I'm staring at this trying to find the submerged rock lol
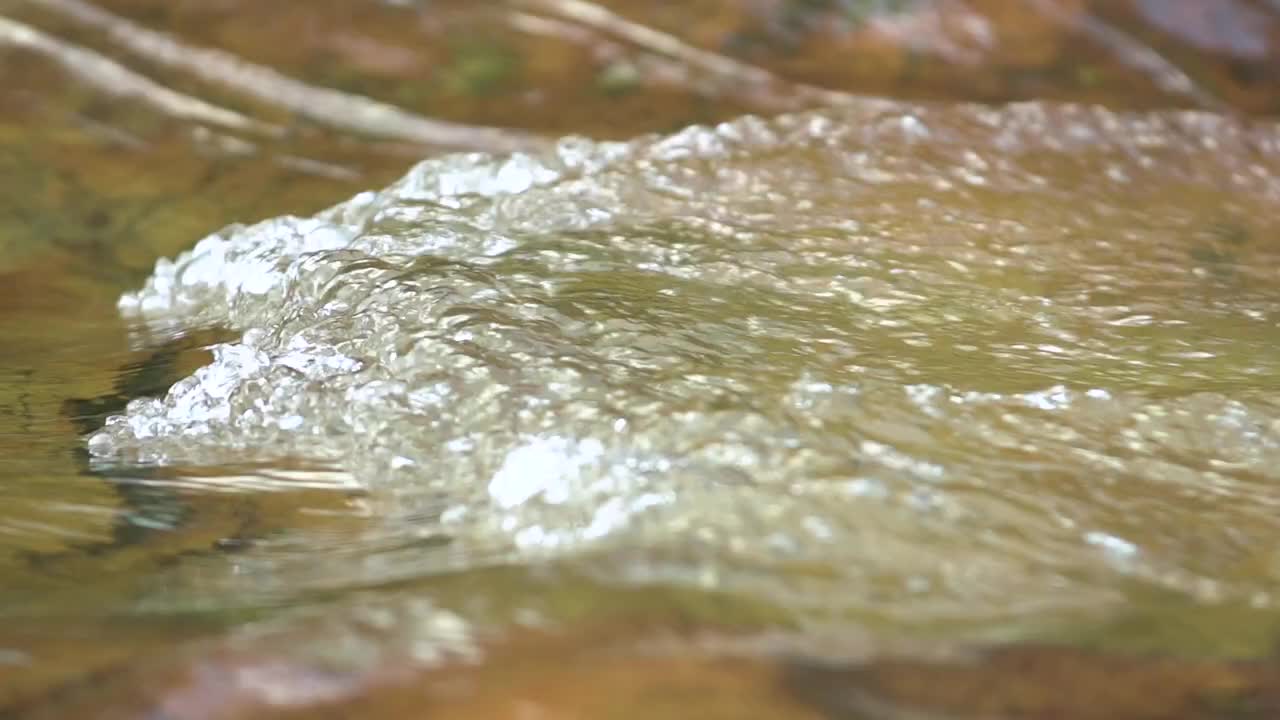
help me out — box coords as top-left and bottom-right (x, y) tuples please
(20, 605), (1280, 720)
(88, 99), (1280, 630)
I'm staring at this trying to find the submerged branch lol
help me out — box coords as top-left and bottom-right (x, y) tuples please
(512, 0), (867, 110)
(26, 0), (551, 153)
(1023, 0), (1223, 111)
(0, 15), (273, 134)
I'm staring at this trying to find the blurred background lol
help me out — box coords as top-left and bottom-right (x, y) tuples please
(3, 0), (1279, 283)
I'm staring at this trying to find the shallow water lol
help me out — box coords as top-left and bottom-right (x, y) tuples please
(59, 99), (1280, 719)
(81, 98), (1280, 627)
(5, 1), (1280, 717)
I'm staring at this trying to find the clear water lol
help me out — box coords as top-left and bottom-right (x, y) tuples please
(7, 1), (1280, 711)
(85, 100), (1280, 642)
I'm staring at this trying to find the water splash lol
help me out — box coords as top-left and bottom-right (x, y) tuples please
(89, 100), (1280, 624)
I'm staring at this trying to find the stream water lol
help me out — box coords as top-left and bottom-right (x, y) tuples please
(4, 2), (1280, 718)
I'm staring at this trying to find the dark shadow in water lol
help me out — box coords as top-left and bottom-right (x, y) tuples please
(52, 329), (247, 557)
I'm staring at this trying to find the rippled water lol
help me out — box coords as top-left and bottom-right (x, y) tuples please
(85, 99), (1280, 639)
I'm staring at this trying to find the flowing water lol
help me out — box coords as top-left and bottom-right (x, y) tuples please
(4, 2), (1280, 718)
(84, 101), (1280, 627)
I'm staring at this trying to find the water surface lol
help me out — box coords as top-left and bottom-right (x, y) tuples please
(4, 1), (1280, 717)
